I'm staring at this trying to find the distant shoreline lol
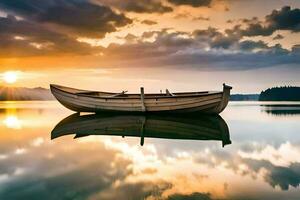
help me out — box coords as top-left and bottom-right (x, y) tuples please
(1, 86), (299, 101)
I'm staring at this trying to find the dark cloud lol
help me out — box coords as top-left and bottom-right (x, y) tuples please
(124, 0), (173, 13)
(141, 19), (158, 25)
(241, 17), (259, 24)
(229, 6), (300, 38)
(1, 13), (299, 71)
(193, 27), (239, 49)
(239, 23), (274, 37)
(292, 44), (300, 54)
(101, 29), (300, 70)
(0, 2), (298, 71)
(98, 0), (173, 13)
(266, 6), (300, 32)
(273, 34), (284, 40)
(105, 30), (195, 60)
(0, 15), (101, 57)
(167, 192), (213, 200)
(238, 40), (268, 51)
(158, 49), (299, 70)
(210, 34), (238, 49)
(122, 33), (139, 43)
(174, 13), (191, 19)
(174, 13), (210, 21)
(168, 0), (212, 7)
(0, 0), (132, 37)
(193, 16), (210, 21)
(193, 27), (221, 38)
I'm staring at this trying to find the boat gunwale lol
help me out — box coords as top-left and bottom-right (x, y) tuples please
(53, 92), (222, 108)
(53, 94), (221, 112)
(50, 84), (223, 100)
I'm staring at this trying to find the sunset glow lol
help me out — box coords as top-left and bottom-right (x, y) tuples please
(0, 1), (298, 92)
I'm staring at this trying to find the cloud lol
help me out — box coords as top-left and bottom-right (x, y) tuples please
(193, 27), (238, 49)
(238, 23), (274, 37)
(273, 34), (284, 40)
(192, 143), (300, 192)
(104, 30), (195, 60)
(229, 6), (300, 37)
(94, 181), (171, 200)
(0, 135), (138, 200)
(244, 159), (300, 190)
(1, 13), (299, 71)
(0, 15), (101, 57)
(238, 40), (268, 51)
(174, 12), (210, 21)
(124, 0), (173, 13)
(0, 2), (299, 72)
(168, 0), (212, 7)
(0, 0), (132, 37)
(141, 19), (158, 25)
(98, 0), (173, 13)
(100, 29), (300, 70)
(267, 163), (300, 190)
(121, 33), (140, 43)
(167, 192), (213, 200)
(292, 44), (300, 54)
(193, 16), (210, 21)
(266, 6), (300, 32)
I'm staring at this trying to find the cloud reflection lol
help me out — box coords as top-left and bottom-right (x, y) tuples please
(0, 102), (300, 199)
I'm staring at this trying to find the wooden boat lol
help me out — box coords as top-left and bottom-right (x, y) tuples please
(50, 84), (232, 114)
(51, 113), (231, 147)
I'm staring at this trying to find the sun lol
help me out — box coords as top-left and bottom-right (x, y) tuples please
(3, 71), (18, 84)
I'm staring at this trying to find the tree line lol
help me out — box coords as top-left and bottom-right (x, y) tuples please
(259, 86), (300, 101)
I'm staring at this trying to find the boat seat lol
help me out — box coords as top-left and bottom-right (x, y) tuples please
(166, 89), (175, 96)
(105, 91), (128, 98)
(75, 91), (98, 95)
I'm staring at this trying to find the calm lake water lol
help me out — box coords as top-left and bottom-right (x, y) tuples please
(0, 101), (300, 200)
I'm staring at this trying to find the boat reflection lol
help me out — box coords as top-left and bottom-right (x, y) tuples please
(51, 113), (231, 147)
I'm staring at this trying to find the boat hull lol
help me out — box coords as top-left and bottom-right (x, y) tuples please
(50, 84), (232, 114)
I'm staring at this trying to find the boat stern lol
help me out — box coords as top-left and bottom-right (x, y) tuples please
(220, 83), (232, 113)
(211, 83), (232, 114)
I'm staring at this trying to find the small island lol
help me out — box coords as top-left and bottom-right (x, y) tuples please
(259, 86), (300, 101)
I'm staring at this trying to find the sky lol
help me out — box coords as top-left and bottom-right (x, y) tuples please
(0, 0), (299, 93)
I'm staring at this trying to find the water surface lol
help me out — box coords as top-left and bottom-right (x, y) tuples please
(0, 101), (300, 200)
